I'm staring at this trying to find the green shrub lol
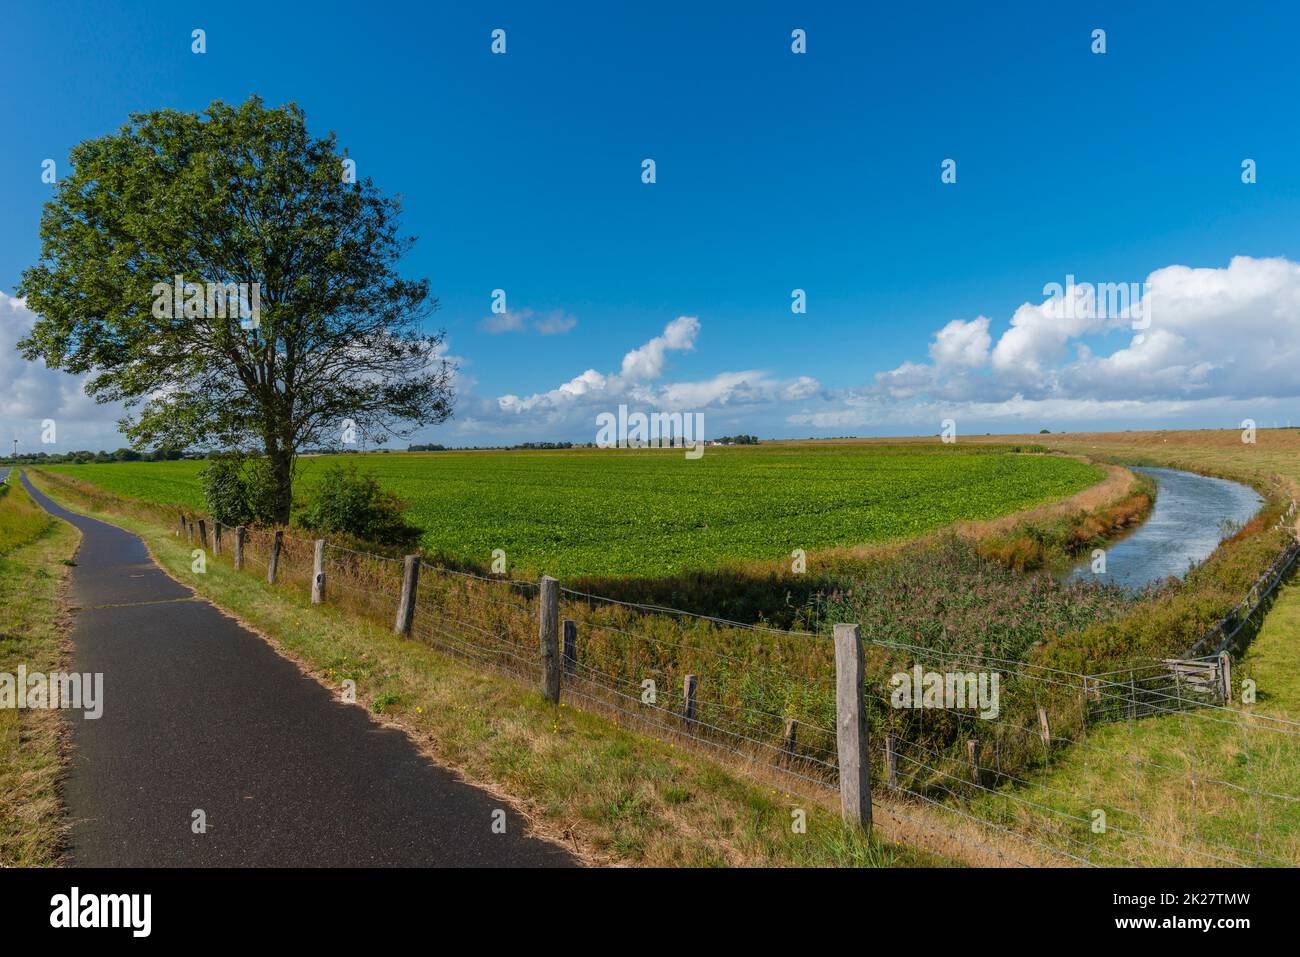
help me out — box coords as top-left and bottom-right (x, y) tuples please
(293, 465), (420, 549)
(197, 454), (278, 527)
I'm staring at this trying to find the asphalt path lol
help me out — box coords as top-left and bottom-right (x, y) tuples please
(21, 471), (574, 867)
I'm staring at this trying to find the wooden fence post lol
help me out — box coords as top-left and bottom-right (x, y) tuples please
(187, 521), (195, 544)
(234, 527), (246, 571)
(1219, 651), (1233, 704)
(833, 623), (871, 830)
(267, 530), (283, 585)
(178, 514), (187, 538)
(967, 739), (981, 787)
(885, 733), (898, 790)
(683, 674), (698, 727)
(562, 618), (577, 677)
(197, 519), (208, 550)
(782, 717), (798, 756)
(311, 540), (326, 605)
(1038, 706), (1051, 745)
(394, 555), (420, 636)
(539, 576), (560, 702)
(213, 522), (222, 556)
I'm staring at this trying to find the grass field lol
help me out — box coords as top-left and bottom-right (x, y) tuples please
(25, 469), (956, 868)
(0, 473), (79, 866)
(42, 444), (1104, 578)
(25, 431), (1300, 866)
(973, 575), (1300, 867)
(954, 429), (1300, 865)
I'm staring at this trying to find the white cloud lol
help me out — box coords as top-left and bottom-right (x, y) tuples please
(480, 307), (577, 336)
(658, 371), (769, 409)
(0, 290), (127, 449)
(497, 315), (697, 416)
(795, 255), (1300, 431)
(15, 253), (1294, 450)
(480, 309), (528, 334)
(533, 311), (577, 335)
(990, 291), (1110, 376)
(497, 367), (608, 415)
(492, 315), (818, 428)
(620, 315), (699, 381)
(781, 376), (822, 401)
(929, 316), (992, 368)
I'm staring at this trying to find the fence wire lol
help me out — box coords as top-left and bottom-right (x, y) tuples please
(101, 487), (1300, 868)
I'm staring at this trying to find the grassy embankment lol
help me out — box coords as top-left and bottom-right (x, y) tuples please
(970, 570), (1300, 867)
(25, 469), (975, 867)
(957, 430), (1300, 865)
(968, 464), (1156, 571)
(27, 455), (1149, 856)
(0, 473), (80, 866)
(31, 436), (1296, 865)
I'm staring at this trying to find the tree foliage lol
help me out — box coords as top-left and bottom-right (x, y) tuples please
(17, 96), (455, 522)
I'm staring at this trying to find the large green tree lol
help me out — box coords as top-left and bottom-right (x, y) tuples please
(18, 96), (454, 523)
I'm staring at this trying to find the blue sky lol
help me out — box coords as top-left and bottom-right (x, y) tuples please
(3, 0), (1300, 450)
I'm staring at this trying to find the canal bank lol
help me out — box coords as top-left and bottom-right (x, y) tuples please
(1066, 466), (1264, 591)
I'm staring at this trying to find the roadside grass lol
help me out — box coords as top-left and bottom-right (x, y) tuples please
(0, 474), (79, 866)
(0, 473), (59, 554)
(33, 449), (1265, 866)
(970, 577), (1300, 866)
(801, 433), (1300, 866)
(961, 431), (1300, 866)
(26, 471), (951, 868)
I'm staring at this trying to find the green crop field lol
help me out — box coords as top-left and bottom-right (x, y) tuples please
(40, 444), (1103, 578)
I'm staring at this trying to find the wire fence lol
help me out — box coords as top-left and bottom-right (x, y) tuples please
(1188, 532), (1300, 658)
(34, 469), (1300, 868)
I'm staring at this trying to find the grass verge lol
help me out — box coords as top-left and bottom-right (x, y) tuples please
(970, 575), (1300, 866)
(25, 469), (954, 868)
(0, 473), (79, 866)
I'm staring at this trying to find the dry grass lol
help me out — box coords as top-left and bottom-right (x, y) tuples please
(0, 476), (79, 866)
(976, 428), (1300, 520)
(28, 430), (1297, 868)
(15, 455), (1163, 868)
(954, 461), (1135, 539)
(27, 469), (976, 868)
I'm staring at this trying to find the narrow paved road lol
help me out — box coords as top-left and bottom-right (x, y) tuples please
(22, 472), (574, 867)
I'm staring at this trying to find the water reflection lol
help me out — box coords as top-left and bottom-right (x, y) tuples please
(1066, 467), (1262, 591)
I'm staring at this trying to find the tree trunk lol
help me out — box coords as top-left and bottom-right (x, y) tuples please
(265, 442), (295, 526)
